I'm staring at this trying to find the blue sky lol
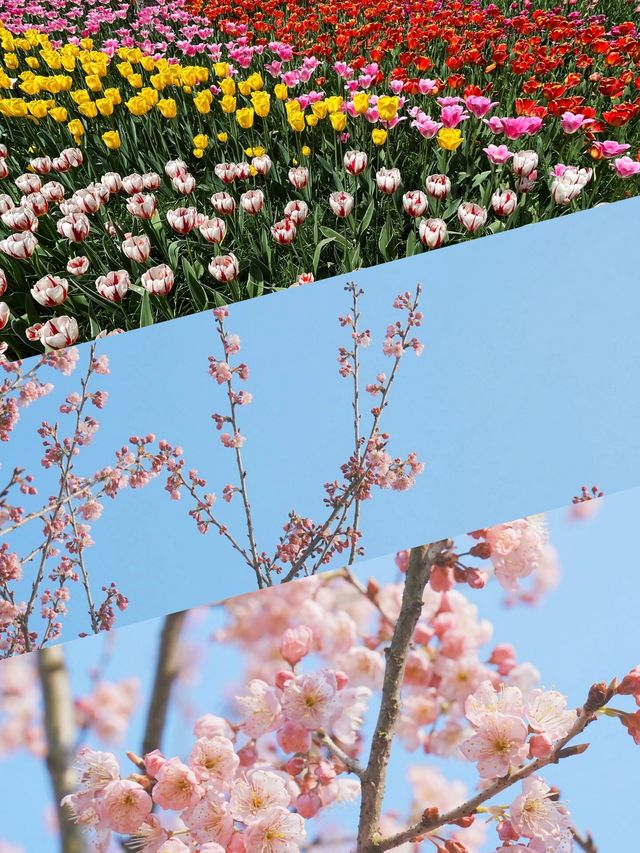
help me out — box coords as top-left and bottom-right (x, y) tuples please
(5, 196), (640, 641)
(1, 486), (639, 851)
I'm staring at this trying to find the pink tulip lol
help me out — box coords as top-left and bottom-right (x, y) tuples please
(0, 268), (6, 296)
(251, 155), (272, 175)
(1, 206), (38, 232)
(73, 186), (103, 214)
(284, 199), (308, 225)
(141, 264), (175, 296)
(142, 172), (161, 190)
(57, 148), (83, 170)
(15, 173), (42, 194)
(122, 174), (145, 195)
(96, 270), (131, 302)
(40, 181), (66, 203)
(240, 189), (265, 215)
(376, 167), (401, 195)
(215, 163), (237, 184)
(483, 144), (513, 165)
(57, 213), (90, 243)
(121, 234), (151, 263)
(271, 217), (297, 244)
(560, 111), (594, 134)
(465, 95), (499, 118)
(0, 302), (9, 330)
(0, 231), (38, 259)
(199, 217), (227, 244)
(329, 191), (354, 218)
(209, 253), (240, 283)
(22, 192), (48, 217)
(511, 150), (539, 178)
(418, 217), (447, 249)
(211, 192), (236, 216)
(67, 256), (90, 276)
(425, 173), (451, 200)
(127, 193), (158, 220)
(30, 156), (53, 174)
(37, 316), (79, 349)
(344, 150), (368, 175)
(591, 140), (630, 159)
(235, 162), (252, 180)
(166, 207), (199, 235)
(402, 190), (428, 218)
(165, 159), (188, 180)
(491, 189), (518, 217)
(31, 274), (69, 307)
(288, 166), (309, 190)
(172, 173), (196, 195)
(457, 202), (488, 232)
(0, 160), (9, 180)
(613, 156), (640, 178)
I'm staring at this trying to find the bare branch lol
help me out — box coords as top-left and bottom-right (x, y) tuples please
(356, 540), (452, 853)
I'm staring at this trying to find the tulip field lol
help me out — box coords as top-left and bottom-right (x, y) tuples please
(0, 0), (639, 356)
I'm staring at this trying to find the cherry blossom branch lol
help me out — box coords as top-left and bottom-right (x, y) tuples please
(368, 682), (616, 852)
(348, 282), (364, 566)
(141, 610), (187, 757)
(357, 540), (452, 853)
(572, 827), (598, 853)
(315, 730), (365, 780)
(37, 645), (85, 853)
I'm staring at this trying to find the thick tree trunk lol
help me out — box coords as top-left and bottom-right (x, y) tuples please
(38, 646), (86, 853)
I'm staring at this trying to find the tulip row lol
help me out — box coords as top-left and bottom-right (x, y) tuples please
(0, 0), (639, 356)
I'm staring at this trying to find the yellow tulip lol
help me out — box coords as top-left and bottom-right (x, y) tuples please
(67, 118), (84, 137)
(214, 61), (230, 78)
(193, 90), (213, 114)
(102, 130), (121, 149)
(237, 81), (251, 97)
(220, 77), (235, 97)
(104, 88), (121, 105)
(311, 101), (328, 119)
(78, 101), (98, 118)
(246, 72), (263, 91)
(193, 134), (209, 149)
(141, 56), (155, 72)
(219, 94), (236, 114)
(193, 148), (205, 159)
(27, 100), (49, 118)
(436, 127), (463, 151)
(288, 112), (305, 132)
(274, 83), (288, 101)
(85, 74), (102, 92)
(70, 88), (90, 104)
(251, 91), (270, 118)
(301, 145), (311, 156)
(49, 106), (67, 122)
(377, 95), (399, 122)
(353, 92), (369, 114)
(372, 128), (388, 145)
(306, 114), (318, 127)
(25, 56), (40, 69)
(96, 97), (114, 116)
(156, 97), (177, 118)
(127, 73), (143, 89)
(325, 96), (343, 114)
(217, 132), (228, 143)
(4, 53), (18, 70)
(126, 95), (151, 116)
(330, 111), (347, 132)
(236, 107), (254, 129)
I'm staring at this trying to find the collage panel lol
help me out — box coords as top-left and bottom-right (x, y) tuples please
(1, 488), (639, 851)
(0, 0), (639, 356)
(2, 199), (640, 653)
